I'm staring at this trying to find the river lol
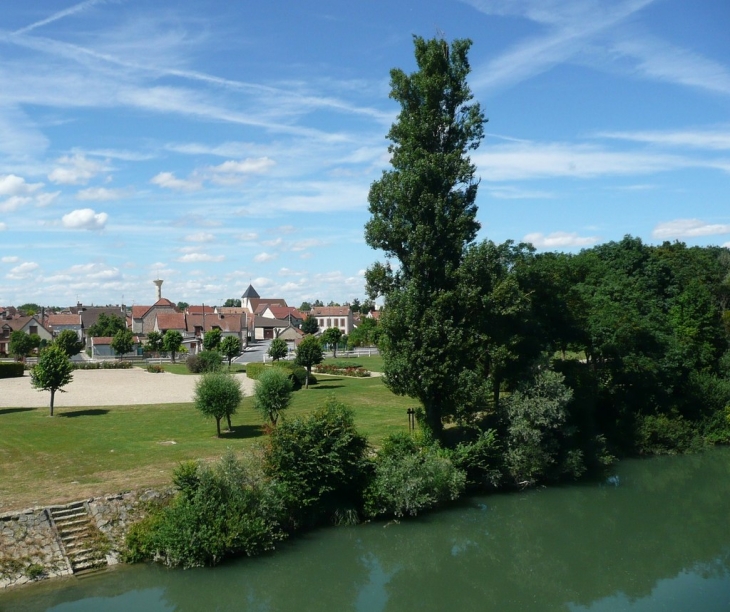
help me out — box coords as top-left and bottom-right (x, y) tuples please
(2, 447), (729, 611)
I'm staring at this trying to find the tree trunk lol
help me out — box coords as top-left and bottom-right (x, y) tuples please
(216, 417), (221, 437)
(305, 367), (310, 389)
(333, 344), (337, 358)
(423, 401), (443, 441)
(50, 389), (55, 417)
(226, 414), (232, 431)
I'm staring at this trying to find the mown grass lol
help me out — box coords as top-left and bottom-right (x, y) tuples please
(0, 375), (411, 511)
(322, 354), (384, 372)
(137, 363), (247, 375)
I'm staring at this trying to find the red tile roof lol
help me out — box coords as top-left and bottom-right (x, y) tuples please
(312, 306), (352, 317)
(156, 313), (187, 331)
(132, 305), (151, 319)
(48, 314), (81, 326)
(268, 306), (304, 320)
(187, 305), (215, 315)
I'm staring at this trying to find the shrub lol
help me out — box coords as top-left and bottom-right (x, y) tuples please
(451, 429), (503, 491)
(637, 413), (701, 454)
(146, 364), (165, 373)
(246, 362), (267, 380)
(273, 361), (316, 389)
(0, 362), (24, 378)
(264, 397), (369, 528)
(124, 452), (286, 568)
(363, 433), (465, 519)
(194, 372), (243, 436)
(314, 364), (370, 377)
(187, 350), (222, 373)
(72, 361), (133, 370)
(254, 368), (293, 426)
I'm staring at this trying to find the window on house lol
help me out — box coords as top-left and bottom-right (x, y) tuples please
(29, 326), (38, 335)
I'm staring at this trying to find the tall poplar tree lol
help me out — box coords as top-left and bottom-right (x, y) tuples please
(365, 36), (485, 438)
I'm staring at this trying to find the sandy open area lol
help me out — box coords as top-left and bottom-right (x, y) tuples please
(0, 368), (256, 408)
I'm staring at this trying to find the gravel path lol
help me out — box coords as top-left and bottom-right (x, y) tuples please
(0, 369), (256, 408)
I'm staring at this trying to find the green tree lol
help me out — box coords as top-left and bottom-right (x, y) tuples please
(177, 301), (189, 311)
(194, 372), (243, 437)
(321, 327), (343, 357)
(53, 330), (83, 357)
(87, 313), (126, 337)
(347, 317), (381, 349)
(9, 331), (35, 362)
(364, 36), (485, 438)
(268, 337), (288, 361)
(350, 298), (361, 313)
(295, 335), (324, 389)
(163, 330), (183, 363)
(220, 335), (242, 368)
(18, 303), (41, 316)
(301, 315), (319, 335)
(111, 329), (134, 360)
(203, 328), (222, 351)
(299, 301), (312, 312)
(144, 330), (164, 356)
(254, 367), (293, 426)
(223, 298), (241, 307)
(31, 345), (74, 416)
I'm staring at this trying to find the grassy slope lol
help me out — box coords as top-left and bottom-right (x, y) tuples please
(0, 375), (411, 511)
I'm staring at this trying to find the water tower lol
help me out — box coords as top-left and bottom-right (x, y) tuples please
(153, 279), (164, 301)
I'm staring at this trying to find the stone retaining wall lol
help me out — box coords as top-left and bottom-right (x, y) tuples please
(0, 489), (170, 589)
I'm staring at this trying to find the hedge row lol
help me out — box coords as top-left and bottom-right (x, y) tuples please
(247, 361), (316, 389)
(0, 362), (24, 378)
(72, 361), (134, 370)
(314, 364), (371, 377)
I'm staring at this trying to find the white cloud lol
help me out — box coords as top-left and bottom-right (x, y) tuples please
(597, 128), (730, 150)
(185, 232), (215, 243)
(150, 172), (203, 191)
(523, 231), (600, 249)
(238, 232), (258, 241)
(652, 219), (730, 240)
(208, 157), (276, 185)
(254, 252), (277, 263)
(291, 238), (326, 251)
(0, 223), (6, 231)
(262, 238), (283, 248)
(176, 252), (225, 263)
(0, 174), (43, 196)
(7, 261), (39, 280)
(76, 187), (126, 201)
(36, 191), (61, 207)
(2, 256), (19, 263)
(61, 208), (109, 230)
(48, 154), (107, 185)
(723, 242), (730, 249)
(0, 196), (33, 213)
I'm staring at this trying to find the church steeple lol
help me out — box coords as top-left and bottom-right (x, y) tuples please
(241, 284), (259, 311)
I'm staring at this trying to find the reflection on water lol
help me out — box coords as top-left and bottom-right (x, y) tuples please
(2, 448), (730, 612)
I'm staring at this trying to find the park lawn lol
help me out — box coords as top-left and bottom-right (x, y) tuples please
(0, 375), (412, 512)
(136, 363), (247, 375)
(322, 354), (384, 373)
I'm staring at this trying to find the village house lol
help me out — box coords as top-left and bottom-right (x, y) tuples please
(311, 305), (354, 335)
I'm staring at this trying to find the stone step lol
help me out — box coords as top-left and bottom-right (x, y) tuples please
(54, 517), (89, 528)
(52, 510), (87, 520)
(59, 526), (91, 537)
(72, 559), (106, 571)
(51, 503), (86, 515)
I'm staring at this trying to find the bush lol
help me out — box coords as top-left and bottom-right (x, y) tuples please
(314, 364), (370, 377)
(72, 361), (133, 370)
(124, 452), (286, 568)
(187, 350), (222, 373)
(146, 364), (165, 373)
(637, 413), (701, 454)
(0, 362), (24, 378)
(248, 362), (316, 389)
(254, 368), (293, 426)
(246, 362), (267, 380)
(264, 397), (369, 528)
(194, 372), (243, 437)
(363, 433), (465, 519)
(451, 429), (503, 491)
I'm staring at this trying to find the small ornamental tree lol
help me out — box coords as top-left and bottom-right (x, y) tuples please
(145, 330), (164, 356)
(9, 331), (35, 362)
(111, 329), (134, 360)
(31, 345), (74, 416)
(295, 335), (324, 389)
(87, 313), (126, 337)
(163, 330), (183, 363)
(254, 367), (293, 426)
(220, 335), (242, 368)
(54, 329), (84, 357)
(194, 372), (243, 437)
(321, 327), (343, 358)
(268, 338), (288, 361)
(301, 315), (319, 335)
(203, 328), (222, 351)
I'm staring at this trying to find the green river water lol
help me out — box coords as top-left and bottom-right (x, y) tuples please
(2, 447), (730, 612)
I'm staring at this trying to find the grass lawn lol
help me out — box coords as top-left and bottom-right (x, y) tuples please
(136, 363), (247, 375)
(0, 375), (412, 512)
(322, 354), (384, 373)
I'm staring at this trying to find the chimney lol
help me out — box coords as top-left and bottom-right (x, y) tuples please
(153, 279), (163, 301)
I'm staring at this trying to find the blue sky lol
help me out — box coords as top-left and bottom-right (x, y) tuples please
(0, 0), (728, 308)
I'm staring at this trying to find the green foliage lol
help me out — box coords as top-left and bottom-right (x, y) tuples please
(273, 361), (316, 390)
(245, 362), (267, 380)
(144, 330), (164, 354)
(314, 363), (370, 377)
(365, 37), (485, 439)
(220, 335), (242, 367)
(9, 330), (35, 360)
(301, 315), (319, 335)
(363, 433), (466, 519)
(0, 362), (25, 378)
(203, 328), (222, 351)
(254, 367), (293, 426)
(146, 364), (165, 373)
(451, 429), (503, 490)
(124, 452), (286, 568)
(163, 330), (183, 363)
(264, 397), (369, 527)
(176, 301), (189, 311)
(502, 368), (582, 486)
(72, 361), (133, 369)
(223, 298), (241, 307)
(295, 335), (324, 388)
(53, 329), (83, 357)
(321, 327), (343, 357)
(30, 344), (74, 416)
(347, 317), (381, 348)
(87, 313), (126, 337)
(268, 337), (288, 361)
(111, 329), (134, 359)
(187, 350), (222, 373)
(194, 372), (243, 437)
